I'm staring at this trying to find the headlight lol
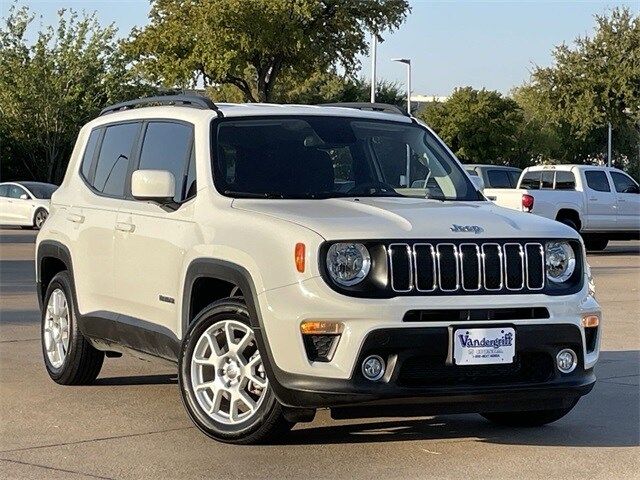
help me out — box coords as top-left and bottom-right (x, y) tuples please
(545, 241), (576, 283)
(326, 243), (371, 286)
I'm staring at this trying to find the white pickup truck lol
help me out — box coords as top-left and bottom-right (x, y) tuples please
(487, 165), (640, 250)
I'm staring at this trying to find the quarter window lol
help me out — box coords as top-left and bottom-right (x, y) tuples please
(554, 171), (576, 190)
(610, 171), (638, 194)
(138, 122), (194, 202)
(81, 128), (102, 180)
(585, 171), (611, 192)
(93, 123), (140, 197)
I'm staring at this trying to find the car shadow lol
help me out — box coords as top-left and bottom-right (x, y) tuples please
(275, 349), (639, 448)
(94, 374), (178, 386)
(588, 244), (640, 256)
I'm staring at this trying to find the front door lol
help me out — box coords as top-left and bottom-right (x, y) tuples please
(113, 120), (197, 340)
(583, 169), (617, 231)
(609, 171), (640, 231)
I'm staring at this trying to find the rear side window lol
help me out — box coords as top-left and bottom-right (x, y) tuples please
(585, 171), (611, 192)
(0, 185), (8, 197)
(93, 123), (140, 197)
(80, 128), (102, 180)
(137, 122), (194, 202)
(554, 171), (576, 190)
(610, 172), (638, 194)
(519, 171), (541, 189)
(486, 169), (512, 188)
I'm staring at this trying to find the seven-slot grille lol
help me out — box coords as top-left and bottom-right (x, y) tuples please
(388, 241), (545, 294)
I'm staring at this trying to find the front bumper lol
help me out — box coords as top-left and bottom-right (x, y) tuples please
(254, 276), (600, 412)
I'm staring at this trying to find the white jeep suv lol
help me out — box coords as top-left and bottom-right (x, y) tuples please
(36, 96), (601, 444)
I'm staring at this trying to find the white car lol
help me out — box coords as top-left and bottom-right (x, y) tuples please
(36, 96), (601, 444)
(0, 181), (57, 229)
(487, 164), (640, 250)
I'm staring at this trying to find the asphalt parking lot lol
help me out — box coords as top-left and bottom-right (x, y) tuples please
(0, 228), (638, 479)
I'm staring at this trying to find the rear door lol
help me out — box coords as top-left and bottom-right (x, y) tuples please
(582, 169), (617, 231)
(70, 122), (140, 314)
(114, 120), (197, 338)
(609, 171), (640, 231)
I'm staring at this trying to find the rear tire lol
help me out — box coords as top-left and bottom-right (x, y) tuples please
(41, 271), (104, 385)
(178, 298), (293, 444)
(481, 401), (578, 427)
(584, 238), (609, 251)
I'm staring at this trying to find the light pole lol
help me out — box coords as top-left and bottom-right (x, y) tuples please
(370, 34), (377, 103)
(392, 57), (412, 114)
(392, 57), (413, 187)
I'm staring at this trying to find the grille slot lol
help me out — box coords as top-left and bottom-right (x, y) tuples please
(388, 241), (545, 295)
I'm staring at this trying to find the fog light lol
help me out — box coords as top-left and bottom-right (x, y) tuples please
(556, 349), (577, 373)
(362, 355), (385, 381)
(581, 314), (600, 328)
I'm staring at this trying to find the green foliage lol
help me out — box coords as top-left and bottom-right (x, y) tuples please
(124, 0), (410, 102)
(513, 7), (639, 176)
(270, 72), (405, 106)
(0, 6), (155, 182)
(419, 87), (527, 167)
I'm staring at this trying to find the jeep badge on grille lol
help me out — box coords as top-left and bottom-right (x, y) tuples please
(450, 224), (484, 234)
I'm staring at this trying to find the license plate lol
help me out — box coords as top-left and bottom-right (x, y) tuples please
(453, 327), (515, 365)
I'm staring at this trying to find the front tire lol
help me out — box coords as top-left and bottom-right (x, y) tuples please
(584, 238), (609, 251)
(481, 401), (578, 427)
(41, 271), (104, 384)
(33, 208), (48, 230)
(178, 298), (293, 444)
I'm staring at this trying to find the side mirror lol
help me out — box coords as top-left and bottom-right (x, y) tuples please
(19, 194), (29, 200)
(470, 175), (485, 192)
(131, 170), (175, 203)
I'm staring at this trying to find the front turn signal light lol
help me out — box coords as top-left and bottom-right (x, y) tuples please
(295, 243), (305, 273)
(300, 321), (344, 335)
(581, 314), (600, 328)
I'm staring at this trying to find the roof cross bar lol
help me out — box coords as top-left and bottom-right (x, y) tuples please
(320, 102), (409, 117)
(100, 94), (223, 117)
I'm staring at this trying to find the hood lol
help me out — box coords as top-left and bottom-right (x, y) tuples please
(232, 197), (577, 241)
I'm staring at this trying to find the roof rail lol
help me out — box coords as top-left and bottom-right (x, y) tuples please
(99, 94), (223, 117)
(321, 102), (409, 117)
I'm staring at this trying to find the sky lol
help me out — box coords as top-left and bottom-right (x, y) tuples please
(2, 0), (638, 96)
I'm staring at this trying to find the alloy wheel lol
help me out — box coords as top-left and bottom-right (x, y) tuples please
(43, 288), (70, 368)
(35, 210), (48, 228)
(190, 320), (268, 425)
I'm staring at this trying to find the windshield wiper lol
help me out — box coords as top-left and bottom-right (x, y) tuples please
(224, 190), (285, 199)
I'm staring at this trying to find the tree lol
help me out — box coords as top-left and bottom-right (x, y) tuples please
(419, 87), (527, 166)
(0, 6), (154, 183)
(124, 0), (410, 102)
(269, 72), (405, 106)
(516, 7), (639, 174)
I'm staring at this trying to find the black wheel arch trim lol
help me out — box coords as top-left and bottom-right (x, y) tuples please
(36, 240), (75, 313)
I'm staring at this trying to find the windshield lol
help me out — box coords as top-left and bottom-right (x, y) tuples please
(212, 116), (482, 201)
(19, 182), (57, 199)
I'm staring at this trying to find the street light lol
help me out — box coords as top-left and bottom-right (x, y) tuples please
(392, 57), (411, 114)
(392, 57), (412, 187)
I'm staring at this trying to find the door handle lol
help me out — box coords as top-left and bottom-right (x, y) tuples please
(588, 197), (597, 201)
(66, 213), (85, 224)
(618, 198), (626, 203)
(115, 222), (135, 233)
